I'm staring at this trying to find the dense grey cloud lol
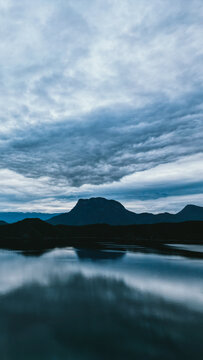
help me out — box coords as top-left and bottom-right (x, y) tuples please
(0, 0), (202, 211)
(0, 98), (203, 187)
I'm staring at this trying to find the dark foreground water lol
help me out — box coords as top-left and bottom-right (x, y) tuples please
(0, 246), (203, 360)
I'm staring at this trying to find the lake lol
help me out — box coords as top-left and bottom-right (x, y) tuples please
(0, 246), (203, 360)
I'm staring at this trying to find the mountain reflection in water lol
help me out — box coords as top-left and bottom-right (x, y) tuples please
(0, 247), (202, 360)
(76, 248), (126, 261)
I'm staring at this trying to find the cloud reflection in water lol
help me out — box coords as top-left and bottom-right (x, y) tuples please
(0, 248), (202, 359)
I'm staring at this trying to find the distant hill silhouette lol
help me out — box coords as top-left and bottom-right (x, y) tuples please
(175, 205), (203, 221)
(0, 218), (202, 252)
(0, 218), (61, 249)
(0, 212), (59, 224)
(0, 221), (7, 225)
(48, 197), (203, 225)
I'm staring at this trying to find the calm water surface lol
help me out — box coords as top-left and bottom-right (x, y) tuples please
(0, 246), (203, 360)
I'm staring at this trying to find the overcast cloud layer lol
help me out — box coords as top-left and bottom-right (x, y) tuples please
(0, 0), (203, 212)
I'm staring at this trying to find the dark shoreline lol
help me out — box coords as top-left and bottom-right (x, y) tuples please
(0, 219), (202, 259)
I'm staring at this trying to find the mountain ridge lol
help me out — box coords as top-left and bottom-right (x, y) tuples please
(48, 197), (203, 225)
(0, 212), (60, 224)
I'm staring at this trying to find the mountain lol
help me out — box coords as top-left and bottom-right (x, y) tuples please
(48, 198), (136, 225)
(48, 197), (203, 226)
(0, 212), (59, 224)
(175, 205), (203, 222)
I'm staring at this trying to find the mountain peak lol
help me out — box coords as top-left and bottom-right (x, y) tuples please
(175, 204), (203, 221)
(178, 204), (202, 214)
(76, 197), (125, 209)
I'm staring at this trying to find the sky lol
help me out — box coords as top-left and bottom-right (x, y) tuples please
(0, 0), (203, 213)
